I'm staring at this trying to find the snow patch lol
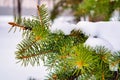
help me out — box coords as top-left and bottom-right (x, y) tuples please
(50, 16), (76, 35)
(84, 37), (114, 52)
(77, 21), (120, 52)
(76, 21), (98, 37)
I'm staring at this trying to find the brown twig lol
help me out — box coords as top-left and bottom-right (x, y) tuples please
(8, 22), (32, 30)
(8, 22), (26, 30)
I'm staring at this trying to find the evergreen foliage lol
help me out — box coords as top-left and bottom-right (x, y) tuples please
(9, 4), (120, 80)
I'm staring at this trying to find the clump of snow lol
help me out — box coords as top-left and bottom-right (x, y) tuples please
(50, 16), (77, 35)
(84, 37), (114, 53)
(76, 21), (98, 37)
(96, 21), (120, 52)
(50, 22), (76, 35)
(76, 21), (120, 52)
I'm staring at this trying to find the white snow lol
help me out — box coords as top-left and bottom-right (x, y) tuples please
(76, 21), (120, 52)
(50, 16), (76, 35)
(84, 37), (114, 52)
(96, 22), (120, 51)
(76, 21), (98, 36)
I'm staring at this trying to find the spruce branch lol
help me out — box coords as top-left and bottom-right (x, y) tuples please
(36, 4), (51, 29)
(8, 4), (51, 66)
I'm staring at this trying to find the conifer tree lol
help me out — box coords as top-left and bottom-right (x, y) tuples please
(8, 4), (120, 80)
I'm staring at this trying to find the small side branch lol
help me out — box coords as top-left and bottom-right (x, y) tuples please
(8, 22), (32, 30)
(37, 5), (42, 23)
